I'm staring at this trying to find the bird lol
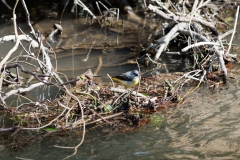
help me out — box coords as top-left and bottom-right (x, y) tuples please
(112, 70), (140, 87)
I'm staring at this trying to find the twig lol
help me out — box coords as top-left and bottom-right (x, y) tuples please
(136, 59), (141, 100)
(112, 91), (127, 106)
(60, 0), (70, 24)
(181, 42), (220, 52)
(85, 112), (123, 125)
(148, 4), (218, 35)
(22, 108), (67, 130)
(0, 0), (20, 108)
(107, 74), (115, 87)
(110, 87), (148, 98)
(1, 0), (12, 10)
(218, 29), (233, 40)
(82, 39), (96, 61)
(94, 56), (102, 76)
(225, 6), (239, 57)
(4, 63), (51, 81)
(58, 101), (71, 110)
(0, 126), (18, 132)
(153, 22), (189, 60)
(174, 70), (202, 83)
(85, 107), (113, 125)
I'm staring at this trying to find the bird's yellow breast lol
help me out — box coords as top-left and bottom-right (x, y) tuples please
(112, 77), (139, 87)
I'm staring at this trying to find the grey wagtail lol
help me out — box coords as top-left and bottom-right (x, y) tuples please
(112, 70), (140, 87)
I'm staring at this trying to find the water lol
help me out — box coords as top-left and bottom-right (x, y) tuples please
(1, 80), (240, 160)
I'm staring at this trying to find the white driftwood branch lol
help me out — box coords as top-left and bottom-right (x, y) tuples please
(182, 42), (220, 52)
(74, 0), (97, 19)
(110, 87), (148, 98)
(0, 34), (47, 49)
(0, 16), (19, 73)
(218, 29), (233, 40)
(174, 69), (202, 83)
(154, 22), (188, 60)
(3, 82), (44, 100)
(178, 29), (228, 79)
(226, 6), (239, 57)
(1, 0), (12, 10)
(148, 4), (217, 32)
(149, 17), (228, 81)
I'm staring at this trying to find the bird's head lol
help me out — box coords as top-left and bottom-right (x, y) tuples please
(131, 70), (139, 77)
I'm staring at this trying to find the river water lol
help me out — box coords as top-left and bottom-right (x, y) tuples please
(1, 3), (240, 160)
